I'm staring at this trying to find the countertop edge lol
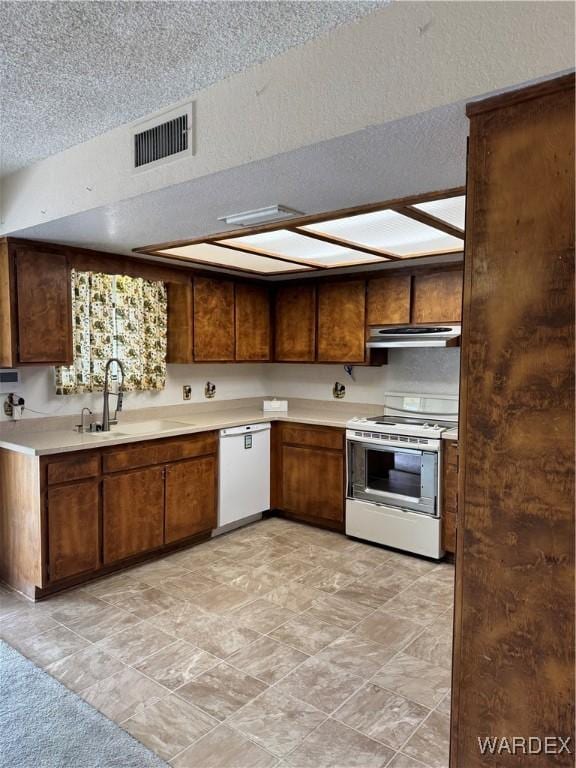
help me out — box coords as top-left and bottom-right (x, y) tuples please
(0, 412), (352, 457)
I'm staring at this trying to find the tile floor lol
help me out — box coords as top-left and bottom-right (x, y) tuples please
(0, 518), (454, 768)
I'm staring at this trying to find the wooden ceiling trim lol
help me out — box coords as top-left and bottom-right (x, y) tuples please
(393, 205), (465, 239)
(289, 226), (400, 261)
(133, 186), (466, 256)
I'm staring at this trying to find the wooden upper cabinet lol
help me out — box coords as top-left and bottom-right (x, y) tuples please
(317, 280), (366, 363)
(367, 274), (411, 326)
(0, 240), (16, 367)
(193, 276), (235, 361)
(274, 283), (316, 362)
(235, 283), (271, 361)
(15, 249), (73, 364)
(167, 281), (193, 363)
(411, 269), (463, 324)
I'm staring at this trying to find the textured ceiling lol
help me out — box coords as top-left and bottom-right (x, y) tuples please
(11, 99), (468, 279)
(0, 0), (385, 175)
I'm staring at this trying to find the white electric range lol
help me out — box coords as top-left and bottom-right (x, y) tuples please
(345, 394), (458, 559)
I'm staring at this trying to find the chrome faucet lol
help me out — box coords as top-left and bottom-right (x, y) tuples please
(75, 407), (93, 433)
(102, 358), (125, 432)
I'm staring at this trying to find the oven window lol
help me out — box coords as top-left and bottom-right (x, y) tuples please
(366, 449), (421, 498)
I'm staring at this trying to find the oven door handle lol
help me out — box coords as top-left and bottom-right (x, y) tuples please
(350, 442), (424, 456)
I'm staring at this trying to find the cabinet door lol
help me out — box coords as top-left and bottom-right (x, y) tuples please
(281, 444), (344, 524)
(16, 249), (72, 364)
(193, 277), (235, 361)
(167, 282), (193, 363)
(103, 467), (164, 563)
(235, 283), (271, 361)
(274, 284), (316, 362)
(317, 280), (366, 363)
(367, 274), (412, 326)
(411, 269), (463, 324)
(165, 456), (217, 544)
(47, 480), (100, 582)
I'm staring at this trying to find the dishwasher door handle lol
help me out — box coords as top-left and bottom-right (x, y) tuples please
(220, 423), (271, 438)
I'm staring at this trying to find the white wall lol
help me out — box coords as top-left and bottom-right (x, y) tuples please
(2, 351), (460, 422)
(265, 349), (461, 403)
(4, 363), (269, 421)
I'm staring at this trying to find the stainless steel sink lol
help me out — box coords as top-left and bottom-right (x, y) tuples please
(78, 419), (195, 437)
(119, 419), (194, 434)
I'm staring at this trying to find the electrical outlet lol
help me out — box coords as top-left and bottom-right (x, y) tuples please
(4, 393), (25, 419)
(204, 381), (216, 399)
(333, 382), (346, 399)
(182, 385), (192, 401)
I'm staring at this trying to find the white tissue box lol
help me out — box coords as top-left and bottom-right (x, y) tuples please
(263, 399), (288, 413)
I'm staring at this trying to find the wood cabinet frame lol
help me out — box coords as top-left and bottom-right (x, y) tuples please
(0, 237), (461, 370)
(271, 422), (346, 531)
(451, 74), (575, 768)
(0, 433), (218, 599)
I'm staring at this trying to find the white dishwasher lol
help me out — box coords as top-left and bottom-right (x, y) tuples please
(218, 423), (271, 530)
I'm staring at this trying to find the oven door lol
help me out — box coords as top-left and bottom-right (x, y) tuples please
(348, 440), (438, 516)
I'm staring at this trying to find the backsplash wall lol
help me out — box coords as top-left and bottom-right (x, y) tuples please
(3, 364), (270, 422)
(1, 349), (460, 422)
(266, 349), (461, 403)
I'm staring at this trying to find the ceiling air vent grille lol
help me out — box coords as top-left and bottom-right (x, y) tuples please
(134, 113), (189, 169)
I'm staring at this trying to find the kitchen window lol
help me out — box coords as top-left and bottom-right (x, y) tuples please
(55, 270), (168, 394)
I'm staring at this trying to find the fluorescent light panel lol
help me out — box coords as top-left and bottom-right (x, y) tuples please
(302, 208), (464, 257)
(157, 242), (310, 273)
(412, 195), (466, 230)
(220, 229), (385, 267)
(217, 205), (303, 227)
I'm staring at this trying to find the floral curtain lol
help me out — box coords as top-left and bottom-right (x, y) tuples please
(55, 270), (167, 394)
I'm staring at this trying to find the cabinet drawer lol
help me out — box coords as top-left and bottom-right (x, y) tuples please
(279, 423), (344, 451)
(103, 432), (217, 473)
(46, 452), (101, 486)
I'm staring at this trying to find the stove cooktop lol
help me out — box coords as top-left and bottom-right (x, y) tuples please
(347, 414), (456, 437)
(368, 415), (456, 429)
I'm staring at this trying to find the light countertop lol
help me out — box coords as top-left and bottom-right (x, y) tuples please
(0, 399), (381, 457)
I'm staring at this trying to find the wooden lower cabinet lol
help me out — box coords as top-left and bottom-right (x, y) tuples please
(103, 467), (165, 563)
(281, 445), (344, 525)
(47, 480), (100, 581)
(442, 439), (458, 554)
(165, 456), (217, 544)
(273, 423), (345, 530)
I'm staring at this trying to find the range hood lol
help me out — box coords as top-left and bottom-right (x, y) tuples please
(366, 325), (461, 349)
